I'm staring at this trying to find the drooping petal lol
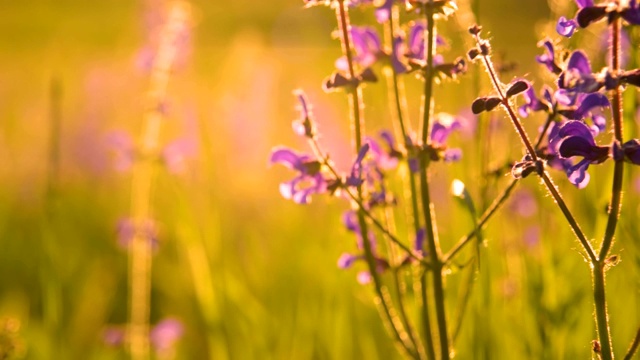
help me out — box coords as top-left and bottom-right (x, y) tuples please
(558, 121), (597, 146)
(270, 147), (303, 169)
(566, 159), (591, 189)
(559, 136), (600, 158)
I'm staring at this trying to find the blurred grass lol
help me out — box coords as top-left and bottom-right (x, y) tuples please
(0, 0), (639, 359)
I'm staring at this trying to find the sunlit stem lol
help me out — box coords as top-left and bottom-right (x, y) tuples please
(128, 3), (190, 359)
(334, 2), (418, 357)
(593, 14), (626, 360)
(383, 4), (432, 359)
(419, 2), (450, 359)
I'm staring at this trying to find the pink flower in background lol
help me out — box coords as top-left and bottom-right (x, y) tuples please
(150, 318), (184, 353)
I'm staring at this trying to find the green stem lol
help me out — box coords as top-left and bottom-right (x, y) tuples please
(383, 5), (434, 359)
(419, 3), (450, 358)
(593, 263), (613, 360)
(335, 2), (418, 357)
(623, 328), (640, 360)
(472, 32), (597, 263)
(593, 14), (625, 360)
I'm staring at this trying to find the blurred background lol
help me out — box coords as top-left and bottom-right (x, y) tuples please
(1, 0), (640, 359)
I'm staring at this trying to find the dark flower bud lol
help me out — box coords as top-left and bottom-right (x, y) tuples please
(358, 67), (378, 84)
(576, 5), (607, 28)
(323, 72), (351, 91)
(468, 24), (482, 35)
(506, 80), (529, 98)
(479, 42), (491, 56)
(468, 48), (480, 60)
(620, 69), (640, 87)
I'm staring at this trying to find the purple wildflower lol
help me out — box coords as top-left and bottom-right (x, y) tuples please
(519, 83), (553, 117)
(430, 113), (462, 162)
(556, 16), (578, 37)
(335, 26), (406, 74)
(291, 89), (317, 138)
(269, 147), (326, 204)
(345, 143), (370, 187)
(338, 210), (389, 281)
(337, 253), (362, 269)
(557, 120), (610, 188)
(535, 40), (562, 74)
(366, 130), (402, 170)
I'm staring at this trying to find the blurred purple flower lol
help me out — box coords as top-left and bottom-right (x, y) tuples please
(357, 271), (372, 284)
(535, 40), (562, 74)
(106, 131), (135, 172)
(338, 210), (389, 281)
(270, 147), (326, 204)
(336, 26), (406, 74)
(431, 113), (462, 162)
(162, 138), (197, 175)
(345, 143), (370, 187)
(366, 130), (402, 170)
(116, 218), (159, 250)
(509, 189), (538, 218)
(150, 318), (184, 353)
(291, 89), (317, 138)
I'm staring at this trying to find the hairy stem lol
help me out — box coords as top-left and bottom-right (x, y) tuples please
(383, 5), (434, 359)
(623, 328), (640, 360)
(593, 14), (626, 360)
(335, 2), (418, 357)
(418, 3), (450, 358)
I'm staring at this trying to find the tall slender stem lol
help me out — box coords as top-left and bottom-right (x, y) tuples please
(592, 14), (625, 360)
(335, 2), (417, 357)
(419, 3), (450, 358)
(128, 3), (189, 359)
(383, 5), (434, 359)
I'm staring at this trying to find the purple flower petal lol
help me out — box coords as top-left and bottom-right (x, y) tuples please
(567, 50), (592, 75)
(575, 0), (594, 8)
(567, 159), (591, 189)
(414, 228), (425, 252)
(374, 0), (393, 23)
(573, 93), (610, 120)
(558, 121), (596, 146)
(557, 16), (577, 37)
(337, 253), (359, 269)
